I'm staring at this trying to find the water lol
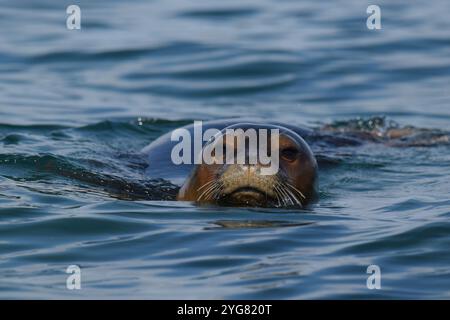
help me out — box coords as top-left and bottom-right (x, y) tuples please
(1, 0), (450, 299)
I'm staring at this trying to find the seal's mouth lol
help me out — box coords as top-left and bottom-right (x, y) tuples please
(219, 186), (274, 207)
(229, 186), (266, 196)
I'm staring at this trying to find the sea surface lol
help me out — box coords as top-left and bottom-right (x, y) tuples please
(0, 0), (450, 299)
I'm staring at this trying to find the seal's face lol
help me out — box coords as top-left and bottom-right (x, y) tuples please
(177, 124), (318, 208)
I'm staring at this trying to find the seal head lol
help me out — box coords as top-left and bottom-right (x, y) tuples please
(177, 123), (318, 207)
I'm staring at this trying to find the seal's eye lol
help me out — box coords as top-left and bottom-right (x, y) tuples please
(280, 147), (299, 162)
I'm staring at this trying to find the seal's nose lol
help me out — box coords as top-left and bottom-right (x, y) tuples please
(239, 164), (257, 178)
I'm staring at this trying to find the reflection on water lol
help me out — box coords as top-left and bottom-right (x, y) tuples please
(208, 220), (314, 229)
(0, 0), (450, 299)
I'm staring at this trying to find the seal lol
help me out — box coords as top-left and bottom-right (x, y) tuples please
(141, 117), (449, 206)
(142, 120), (318, 207)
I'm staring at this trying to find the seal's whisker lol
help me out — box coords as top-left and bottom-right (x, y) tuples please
(277, 185), (290, 207)
(204, 184), (221, 200)
(277, 181), (302, 207)
(273, 184), (284, 205)
(283, 186), (296, 206)
(197, 181), (220, 200)
(196, 180), (216, 192)
(287, 182), (306, 200)
(212, 185), (224, 200)
(198, 182), (216, 197)
(276, 183), (293, 206)
(273, 187), (281, 207)
(197, 183), (218, 200)
(285, 187), (302, 207)
(203, 185), (221, 200)
(286, 182), (306, 200)
(197, 181), (215, 193)
(202, 181), (224, 201)
(272, 184), (282, 207)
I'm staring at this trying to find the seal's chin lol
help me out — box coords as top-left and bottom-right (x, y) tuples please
(219, 186), (273, 207)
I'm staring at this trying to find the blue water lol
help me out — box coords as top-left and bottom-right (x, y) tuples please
(1, 0), (450, 299)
